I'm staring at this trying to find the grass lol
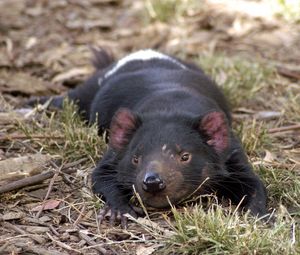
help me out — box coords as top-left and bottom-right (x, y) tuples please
(236, 119), (272, 156)
(144, 0), (300, 24)
(144, 0), (203, 23)
(17, 100), (105, 163)
(283, 88), (300, 122)
(163, 201), (299, 254)
(259, 164), (300, 210)
(197, 53), (275, 108)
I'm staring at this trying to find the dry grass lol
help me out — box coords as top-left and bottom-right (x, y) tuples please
(17, 101), (105, 163)
(164, 201), (298, 255)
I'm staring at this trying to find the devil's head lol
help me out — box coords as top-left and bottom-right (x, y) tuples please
(109, 108), (230, 208)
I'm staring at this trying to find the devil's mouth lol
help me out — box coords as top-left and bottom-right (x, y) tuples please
(143, 194), (178, 208)
(133, 177), (210, 208)
(133, 183), (190, 208)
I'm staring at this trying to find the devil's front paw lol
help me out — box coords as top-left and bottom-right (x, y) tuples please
(97, 204), (139, 228)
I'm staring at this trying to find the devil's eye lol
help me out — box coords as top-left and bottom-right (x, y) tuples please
(180, 152), (191, 163)
(132, 155), (140, 165)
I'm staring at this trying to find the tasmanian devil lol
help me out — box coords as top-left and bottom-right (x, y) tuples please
(30, 48), (267, 226)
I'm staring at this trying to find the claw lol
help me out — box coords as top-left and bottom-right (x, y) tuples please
(121, 215), (128, 229)
(97, 205), (110, 224)
(97, 204), (138, 228)
(109, 210), (117, 225)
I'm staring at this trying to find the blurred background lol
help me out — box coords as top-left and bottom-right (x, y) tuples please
(0, 0), (299, 101)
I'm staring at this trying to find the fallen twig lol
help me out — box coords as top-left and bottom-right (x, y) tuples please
(15, 242), (67, 255)
(46, 232), (81, 254)
(78, 231), (108, 254)
(0, 169), (71, 194)
(36, 161), (62, 218)
(73, 204), (86, 226)
(277, 66), (300, 80)
(1, 221), (45, 244)
(268, 123), (300, 134)
(0, 158), (87, 194)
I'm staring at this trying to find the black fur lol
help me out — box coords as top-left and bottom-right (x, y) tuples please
(29, 49), (267, 219)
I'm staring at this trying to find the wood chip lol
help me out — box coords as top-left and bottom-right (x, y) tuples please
(66, 19), (113, 30)
(0, 112), (26, 125)
(136, 244), (159, 255)
(25, 226), (50, 234)
(2, 212), (26, 221)
(0, 153), (52, 181)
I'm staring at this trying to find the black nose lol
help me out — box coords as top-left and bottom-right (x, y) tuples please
(142, 172), (166, 193)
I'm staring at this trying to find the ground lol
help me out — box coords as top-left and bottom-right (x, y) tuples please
(0, 0), (299, 254)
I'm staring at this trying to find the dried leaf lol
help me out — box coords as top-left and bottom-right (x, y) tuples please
(263, 150), (275, 163)
(31, 199), (61, 212)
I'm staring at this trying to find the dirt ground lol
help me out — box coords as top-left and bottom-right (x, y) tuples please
(0, 0), (299, 254)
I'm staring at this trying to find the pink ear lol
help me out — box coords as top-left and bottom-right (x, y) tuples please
(200, 111), (229, 153)
(109, 108), (139, 150)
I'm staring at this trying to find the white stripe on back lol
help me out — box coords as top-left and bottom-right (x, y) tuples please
(104, 49), (186, 79)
